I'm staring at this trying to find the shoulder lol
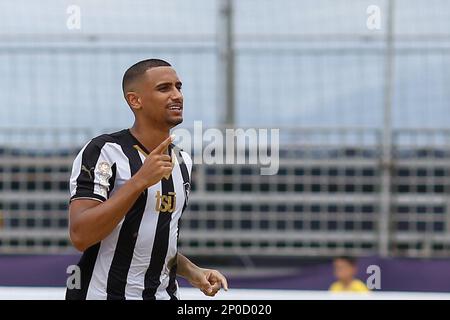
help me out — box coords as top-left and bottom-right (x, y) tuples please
(172, 144), (192, 165)
(180, 149), (192, 165)
(351, 280), (369, 291)
(80, 130), (127, 153)
(329, 281), (342, 292)
(90, 130), (127, 147)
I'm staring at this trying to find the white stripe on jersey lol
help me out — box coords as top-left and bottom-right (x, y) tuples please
(124, 151), (161, 299)
(92, 143), (116, 199)
(180, 150), (193, 178)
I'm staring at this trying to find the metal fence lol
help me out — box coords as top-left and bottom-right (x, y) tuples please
(0, 127), (449, 258)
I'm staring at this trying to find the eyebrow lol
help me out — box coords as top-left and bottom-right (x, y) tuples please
(155, 81), (182, 89)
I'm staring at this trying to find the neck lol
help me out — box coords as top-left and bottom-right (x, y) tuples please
(129, 121), (170, 153)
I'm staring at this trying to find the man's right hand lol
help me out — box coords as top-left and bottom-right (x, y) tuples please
(131, 135), (174, 189)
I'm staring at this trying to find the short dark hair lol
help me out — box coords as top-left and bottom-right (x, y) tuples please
(335, 256), (357, 266)
(122, 58), (172, 94)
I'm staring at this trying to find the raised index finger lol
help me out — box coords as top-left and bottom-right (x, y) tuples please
(151, 134), (175, 155)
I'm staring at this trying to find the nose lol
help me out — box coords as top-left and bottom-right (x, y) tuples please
(171, 87), (183, 102)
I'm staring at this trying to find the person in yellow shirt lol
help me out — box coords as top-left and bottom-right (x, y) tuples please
(329, 256), (369, 292)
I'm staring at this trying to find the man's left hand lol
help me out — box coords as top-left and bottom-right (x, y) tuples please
(188, 268), (229, 297)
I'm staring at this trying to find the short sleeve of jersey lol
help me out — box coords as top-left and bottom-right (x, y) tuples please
(69, 139), (115, 203)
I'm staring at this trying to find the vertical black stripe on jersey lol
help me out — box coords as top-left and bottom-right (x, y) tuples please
(166, 147), (191, 299)
(166, 254), (178, 299)
(106, 137), (147, 300)
(143, 146), (176, 300)
(107, 163), (117, 198)
(65, 242), (101, 300)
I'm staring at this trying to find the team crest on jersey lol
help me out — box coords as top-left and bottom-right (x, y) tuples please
(96, 161), (112, 197)
(97, 162), (111, 175)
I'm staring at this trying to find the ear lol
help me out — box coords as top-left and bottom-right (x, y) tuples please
(126, 91), (142, 111)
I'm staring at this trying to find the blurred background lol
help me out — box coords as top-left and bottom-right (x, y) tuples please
(0, 0), (450, 298)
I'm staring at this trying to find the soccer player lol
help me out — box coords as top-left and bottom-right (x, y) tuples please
(66, 59), (228, 300)
(329, 256), (369, 292)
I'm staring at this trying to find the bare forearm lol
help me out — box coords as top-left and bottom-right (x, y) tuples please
(176, 253), (201, 279)
(70, 176), (146, 250)
(176, 253), (229, 295)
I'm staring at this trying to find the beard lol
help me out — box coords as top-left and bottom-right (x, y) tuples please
(166, 116), (183, 128)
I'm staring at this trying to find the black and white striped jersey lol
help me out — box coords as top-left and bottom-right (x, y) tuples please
(66, 129), (191, 300)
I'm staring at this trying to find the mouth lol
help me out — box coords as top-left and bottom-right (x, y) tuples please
(167, 103), (183, 112)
